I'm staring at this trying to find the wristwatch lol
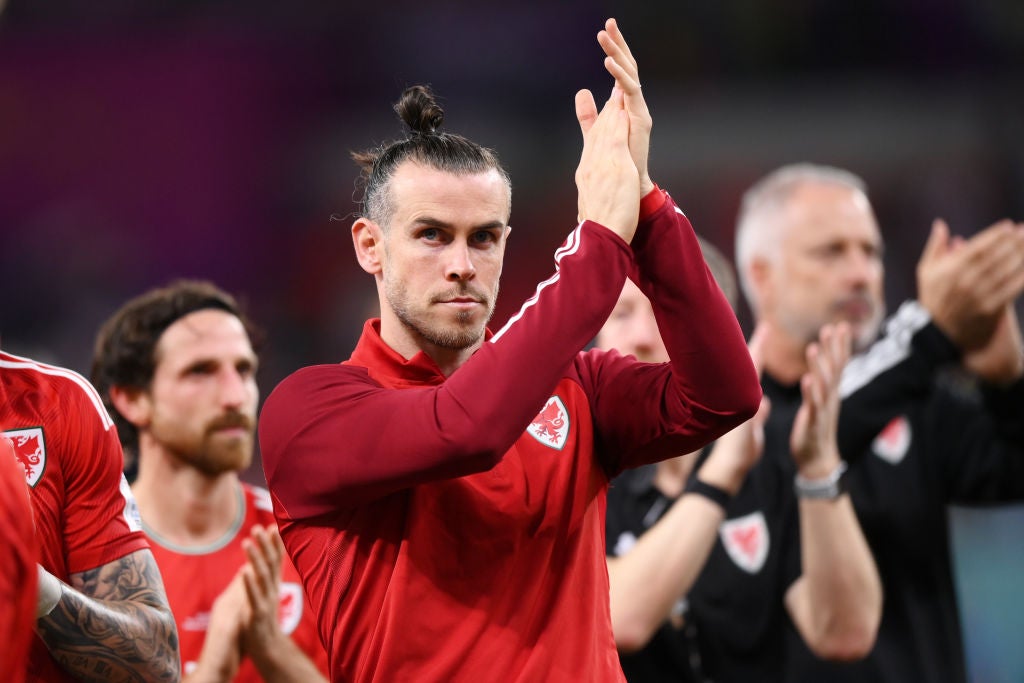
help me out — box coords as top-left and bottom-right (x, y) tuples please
(794, 461), (848, 500)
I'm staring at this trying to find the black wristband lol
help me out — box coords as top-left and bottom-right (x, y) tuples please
(684, 477), (732, 511)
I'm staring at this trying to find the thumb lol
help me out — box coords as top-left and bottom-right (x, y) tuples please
(921, 218), (950, 263)
(575, 89), (598, 138)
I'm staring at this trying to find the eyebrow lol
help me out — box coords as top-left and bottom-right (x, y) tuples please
(414, 216), (506, 231)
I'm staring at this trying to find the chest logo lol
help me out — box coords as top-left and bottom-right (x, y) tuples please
(719, 511), (769, 574)
(526, 396), (570, 451)
(871, 415), (911, 465)
(3, 426), (47, 488)
(278, 582), (304, 635)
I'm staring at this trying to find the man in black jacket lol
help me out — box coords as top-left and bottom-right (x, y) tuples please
(733, 163), (1024, 683)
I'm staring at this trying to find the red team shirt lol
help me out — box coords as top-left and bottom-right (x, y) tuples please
(0, 434), (36, 683)
(147, 483), (328, 681)
(260, 190), (761, 682)
(0, 351), (149, 683)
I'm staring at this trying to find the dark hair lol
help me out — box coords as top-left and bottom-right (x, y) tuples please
(91, 280), (261, 463)
(351, 84), (511, 225)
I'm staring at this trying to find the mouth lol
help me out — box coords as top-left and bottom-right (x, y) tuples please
(835, 298), (874, 321)
(438, 297), (483, 309)
(211, 426), (251, 438)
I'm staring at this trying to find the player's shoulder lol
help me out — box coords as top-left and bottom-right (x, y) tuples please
(0, 351), (114, 430)
(280, 362), (374, 389)
(264, 363), (379, 413)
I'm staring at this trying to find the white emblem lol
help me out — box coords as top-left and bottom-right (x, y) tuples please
(526, 396), (570, 450)
(871, 415), (911, 465)
(719, 511), (769, 574)
(4, 427), (47, 487)
(278, 582), (304, 635)
(119, 475), (143, 532)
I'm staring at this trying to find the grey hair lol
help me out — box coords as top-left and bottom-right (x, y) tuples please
(735, 163), (868, 312)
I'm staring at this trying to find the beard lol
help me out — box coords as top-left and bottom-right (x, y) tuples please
(384, 276), (498, 351)
(152, 410), (254, 477)
(780, 294), (885, 355)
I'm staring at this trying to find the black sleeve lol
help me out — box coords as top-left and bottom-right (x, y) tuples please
(836, 300), (960, 463)
(931, 376), (1024, 503)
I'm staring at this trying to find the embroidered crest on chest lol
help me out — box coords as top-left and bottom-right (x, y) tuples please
(526, 396), (570, 451)
(278, 582), (304, 635)
(871, 415), (912, 465)
(719, 510), (770, 574)
(3, 426), (47, 487)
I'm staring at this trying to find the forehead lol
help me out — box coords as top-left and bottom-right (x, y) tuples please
(387, 162), (510, 225)
(778, 182), (882, 247)
(155, 309), (254, 367)
(614, 279), (649, 307)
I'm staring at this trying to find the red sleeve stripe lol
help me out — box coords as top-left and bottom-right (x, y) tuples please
(0, 353), (115, 430)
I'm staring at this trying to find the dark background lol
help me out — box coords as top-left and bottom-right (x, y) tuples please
(1, 2), (1022, 679)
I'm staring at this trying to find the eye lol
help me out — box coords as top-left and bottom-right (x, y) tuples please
(470, 230), (498, 246)
(236, 360), (257, 378)
(185, 362), (216, 377)
(420, 228), (441, 241)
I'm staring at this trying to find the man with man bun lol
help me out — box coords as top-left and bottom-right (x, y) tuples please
(259, 18), (761, 682)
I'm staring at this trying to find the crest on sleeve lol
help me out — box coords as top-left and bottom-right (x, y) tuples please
(871, 415), (911, 465)
(278, 582), (304, 635)
(526, 396), (570, 451)
(3, 427), (47, 488)
(719, 511), (769, 574)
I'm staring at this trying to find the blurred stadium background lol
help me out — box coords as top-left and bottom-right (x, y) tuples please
(1, 2), (1021, 679)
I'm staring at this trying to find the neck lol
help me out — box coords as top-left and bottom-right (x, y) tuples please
(132, 444), (241, 547)
(378, 317), (482, 378)
(760, 324), (810, 386)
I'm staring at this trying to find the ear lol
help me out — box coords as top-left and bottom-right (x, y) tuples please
(109, 385), (152, 429)
(749, 256), (773, 312)
(353, 218), (385, 275)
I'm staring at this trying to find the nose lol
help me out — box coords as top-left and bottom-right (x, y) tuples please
(219, 368), (251, 410)
(445, 241), (477, 282)
(627, 312), (664, 360)
(844, 249), (875, 289)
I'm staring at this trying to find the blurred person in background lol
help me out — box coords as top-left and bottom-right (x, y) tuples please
(602, 239), (880, 682)
(258, 18), (761, 682)
(91, 280), (328, 683)
(733, 163), (1024, 683)
(0, 349), (180, 682)
(0, 432), (38, 683)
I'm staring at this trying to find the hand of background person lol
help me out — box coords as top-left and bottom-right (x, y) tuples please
(574, 86), (641, 243)
(238, 525), (287, 662)
(963, 303), (1024, 384)
(917, 218), (1024, 351)
(698, 323), (770, 493)
(187, 567), (247, 683)
(790, 323), (851, 479)
(595, 18), (654, 197)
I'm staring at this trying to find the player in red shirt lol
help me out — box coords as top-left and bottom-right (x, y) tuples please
(259, 19), (761, 682)
(0, 432), (37, 683)
(0, 350), (180, 682)
(91, 280), (329, 682)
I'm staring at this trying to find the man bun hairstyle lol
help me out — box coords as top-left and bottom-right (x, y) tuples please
(397, 84), (444, 135)
(351, 84), (511, 226)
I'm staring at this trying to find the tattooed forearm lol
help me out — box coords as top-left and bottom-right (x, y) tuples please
(35, 549), (180, 683)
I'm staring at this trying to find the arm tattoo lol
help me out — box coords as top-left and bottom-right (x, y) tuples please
(35, 549), (181, 683)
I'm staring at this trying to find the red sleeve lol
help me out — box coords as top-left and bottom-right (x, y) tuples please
(59, 379), (148, 574)
(260, 221), (635, 518)
(586, 190), (761, 474)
